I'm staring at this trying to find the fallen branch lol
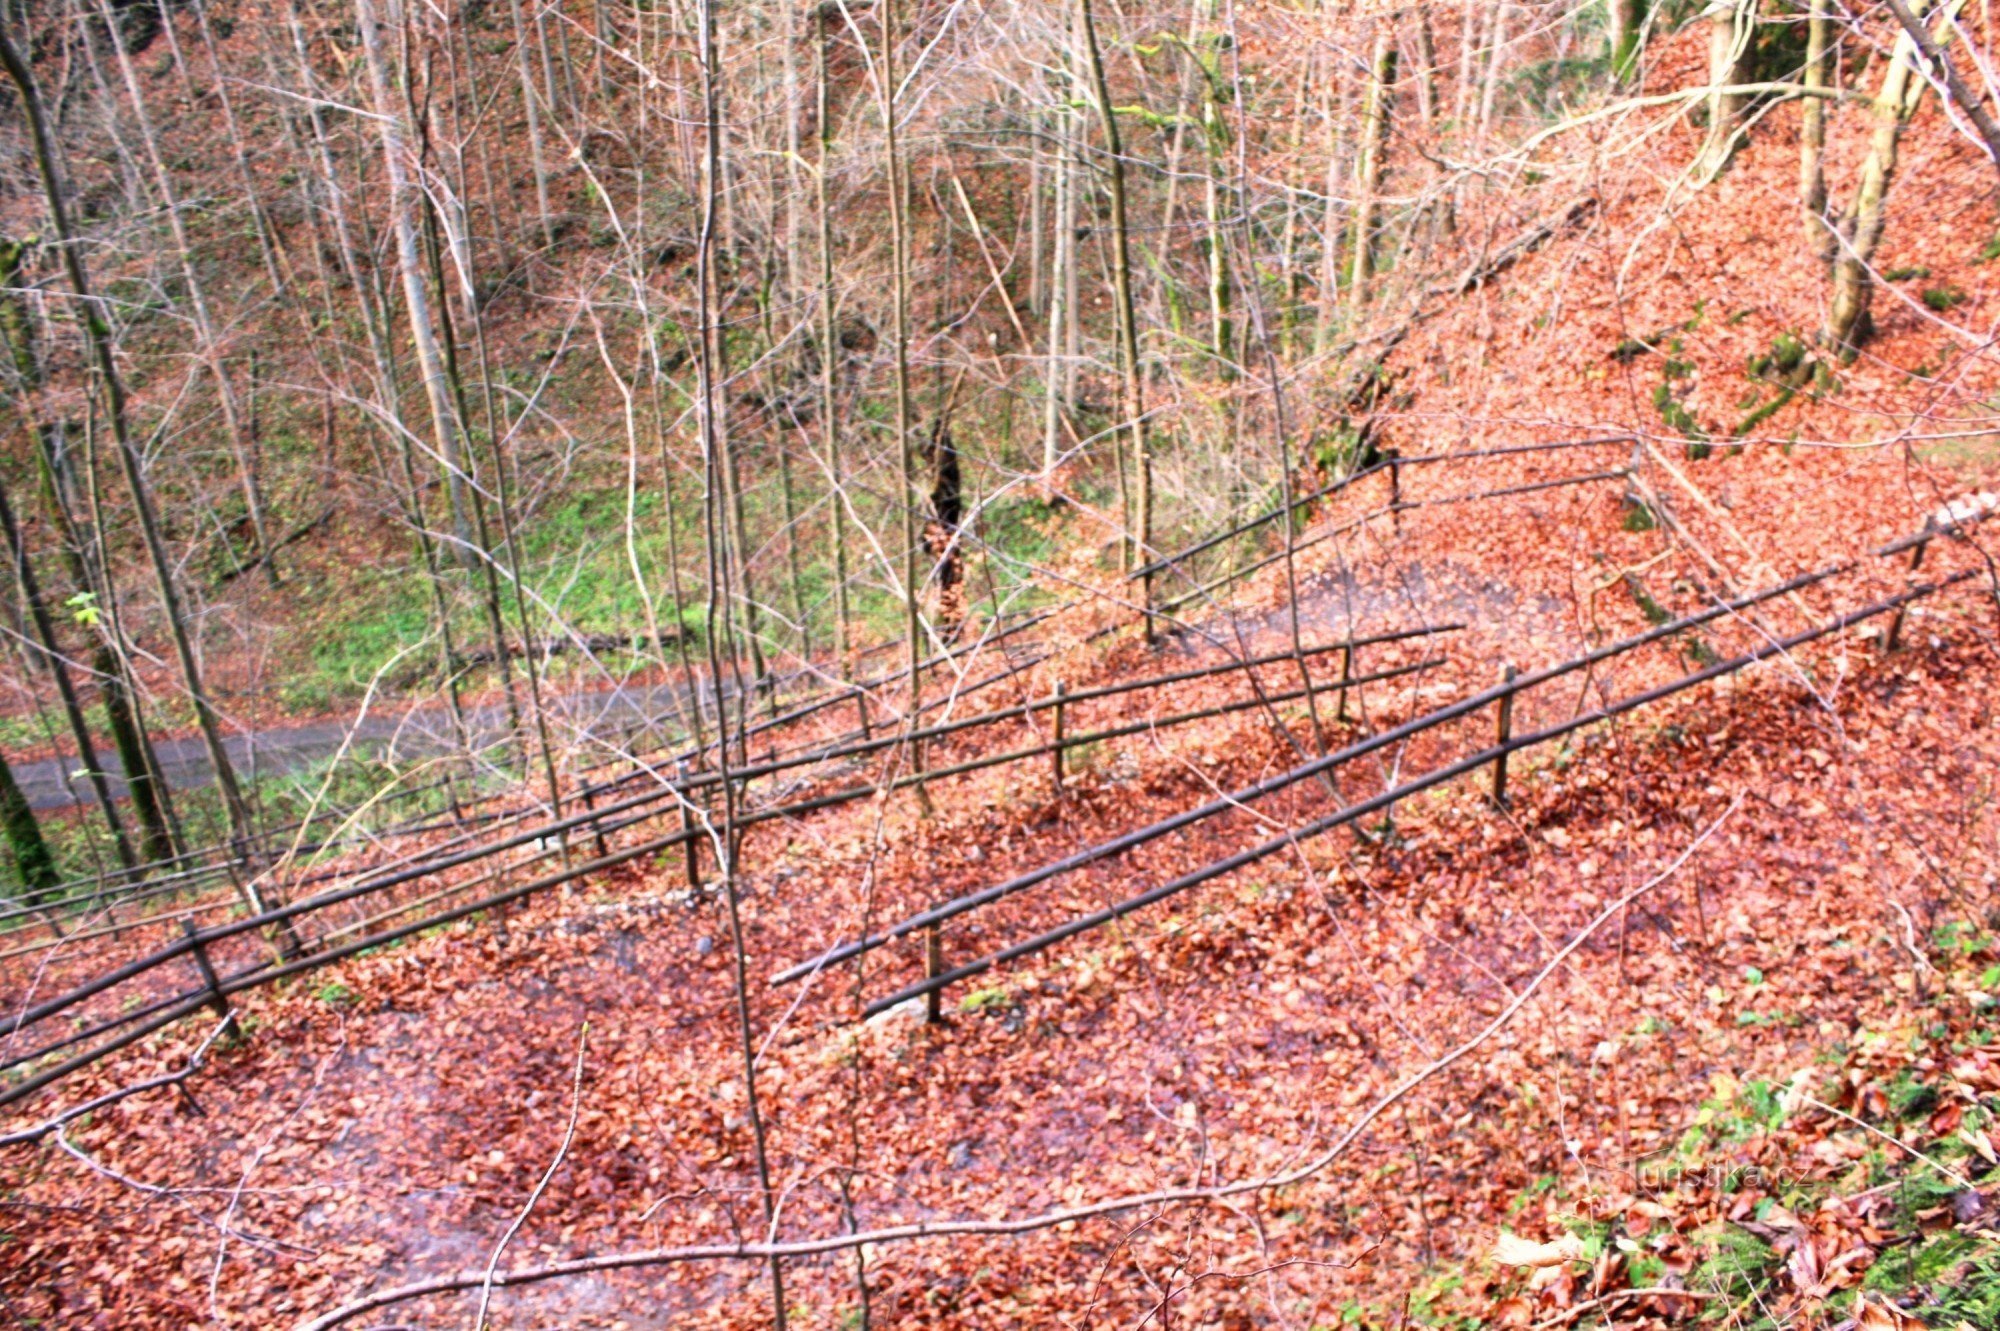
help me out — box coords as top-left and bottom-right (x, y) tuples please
(0, 1016), (233, 1149)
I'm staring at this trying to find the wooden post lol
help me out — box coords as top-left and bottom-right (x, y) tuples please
(1335, 644), (1354, 723)
(924, 924), (944, 1025)
(856, 688), (872, 742)
(1884, 520), (1932, 653)
(181, 919), (239, 1039)
(1492, 662), (1518, 808)
(1389, 455), (1403, 532)
(677, 761), (701, 891)
(1051, 678), (1067, 798)
(581, 782), (609, 859)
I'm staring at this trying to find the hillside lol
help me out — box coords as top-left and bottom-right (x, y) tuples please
(1, 1), (1999, 1328)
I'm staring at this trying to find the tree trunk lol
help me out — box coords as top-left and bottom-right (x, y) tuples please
(355, 0), (481, 571)
(691, 1), (786, 1322)
(1079, 0), (1153, 633)
(882, 0), (929, 748)
(1609, 0), (1646, 84)
(1350, 25), (1397, 308)
(1043, 72), (1073, 485)
(814, 7), (853, 674)
(508, 0), (557, 253)
(0, 242), (137, 870)
(1824, 0), (1960, 357)
(0, 744), (59, 903)
(0, 469), (136, 871)
(1883, 0), (2000, 185)
(29, 423), (176, 863)
(924, 414), (965, 642)
(1799, 0), (1833, 256)
(1693, 0), (1763, 181)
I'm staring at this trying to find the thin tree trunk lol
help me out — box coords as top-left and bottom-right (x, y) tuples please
(1028, 116), (1046, 318)
(1042, 80), (1072, 485)
(1800, 0), (1833, 256)
(1479, 2), (1510, 136)
(692, 1), (786, 1323)
(182, 0), (291, 298)
(356, 0), (481, 570)
(1350, 24), (1397, 309)
(814, 10), (854, 676)
(1079, 0), (1153, 632)
(881, 0), (928, 771)
(509, 0), (558, 253)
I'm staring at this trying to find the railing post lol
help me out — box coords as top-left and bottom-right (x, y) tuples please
(1885, 519), (1933, 653)
(580, 783), (609, 859)
(1051, 678), (1067, 799)
(181, 919), (239, 1040)
(1336, 644), (1354, 723)
(925, 924), (944, 1025)
(1492, 662), (1518, 808)
(677, 761), (702, 892)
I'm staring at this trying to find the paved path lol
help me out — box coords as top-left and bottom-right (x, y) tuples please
(16, 563), (1540, 814)
(11, 680), (708, 811)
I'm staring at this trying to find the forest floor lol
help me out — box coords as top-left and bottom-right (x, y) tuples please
(3, 425), (1998, 1329)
